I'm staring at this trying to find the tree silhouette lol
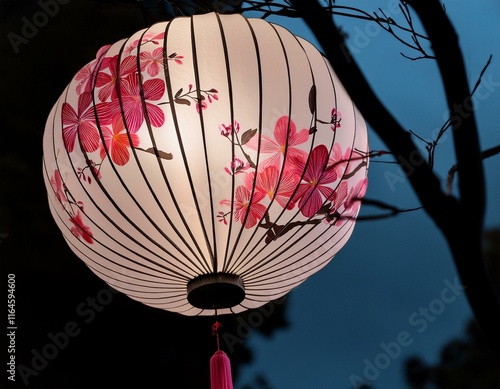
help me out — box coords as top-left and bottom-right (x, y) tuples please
(287, 0), (500, 354)
(405, 319), (500, 389)
(405, 228), (500, 388)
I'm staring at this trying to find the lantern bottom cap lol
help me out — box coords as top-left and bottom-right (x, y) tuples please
(187, 273), (245, 310)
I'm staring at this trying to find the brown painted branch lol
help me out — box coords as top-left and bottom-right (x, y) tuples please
(409, 0), (500, 352)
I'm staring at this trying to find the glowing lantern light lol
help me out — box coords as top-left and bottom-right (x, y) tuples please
(42, 12), (369, 318)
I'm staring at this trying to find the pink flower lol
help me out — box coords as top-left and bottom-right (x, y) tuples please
(62, 92), (104, 153)
(220, 186), (266, 228)
(73, 44), (111, 95)
(329, 180), (348, 215)
(168, 52), (184, 65)
(140, 47), (164, 77)
(329, 178), (367, 226)
(107, 72), (165, 133)
(69, 211), (94, 244)
(50, 169), (67, 204)
(246, 116), (308, 171)
(251, 166), (299, 210)
(124, 32), (165, 55)
(196, 100), (207, 113)
(330, 107), (342, 130)
(290, 145), (338, 217)
(95, 55), (138, 102)
(345, 178), (368, 210)
(219, 121), (240, 137)
(100, 115), (140, 166)
(327, 143), (351, 178)
(224, 157), (249, 175)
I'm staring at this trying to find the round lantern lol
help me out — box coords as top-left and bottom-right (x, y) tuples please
(42, 12), (369, 316)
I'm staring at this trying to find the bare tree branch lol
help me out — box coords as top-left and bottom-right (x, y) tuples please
(290, 0), (500, 351)
(447, 144), (500, 194)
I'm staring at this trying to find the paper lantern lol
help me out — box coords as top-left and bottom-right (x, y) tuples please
(42, 12), (369, 317)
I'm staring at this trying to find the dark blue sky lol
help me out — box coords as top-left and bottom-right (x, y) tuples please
(237, 1), (500, 388)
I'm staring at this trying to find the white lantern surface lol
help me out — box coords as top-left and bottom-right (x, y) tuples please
(42, 12), (369, 316)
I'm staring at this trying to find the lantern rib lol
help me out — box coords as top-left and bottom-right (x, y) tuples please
(244, 221), (354, 285)
(221, 15), (266, 273)
(53, 39), (211, 278)
(223, 20), (321, 275)
(45, 191), (200, 282)
(223, 21), (292, 275)
(97, 32), (212, 275)
(159, 17), (217, 273)
(215, 13), (238, 275)
(227, 26), (322, 276)
(56, 223), (191, 284)
(188, 15), (218, 271)
(88, 266), (186, 290)
(42, 13), (370, 315)
(241, 213), (353, 283)
(44, 101), (205, 280)
(45, 183), (194, 281)
(132, 27), (214, 273)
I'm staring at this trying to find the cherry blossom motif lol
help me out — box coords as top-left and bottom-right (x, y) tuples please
(196, 100), (208, 113)
(250, 166), (299, 210)
(141, 48), (183, 77)
(69, 211), (94, 244)
(95, 55), (138, 102)
(124, 32), (165, 55)
(217, 211), (229, 225)
(77, 160), (102, 183)
(219, 121), (240, 137)
(224, 157), (249, 175)
(327, 143), (351, 178)
(328, 178), (367, 226)
(205, 90), (218, 103)
(140, 47), (164, 77)
(106, 72), (165, 133)
(50, 169), (67, 204)
(62, 92), (104, 153)
(290, 145), (339, 218)
(220, 186), (266, 228)
(167, 52), (184, 65)
(196, 89), (218, 112)
(49, 171), (94, 243)
(328, 180), (348, 216)
(330, 107), (342, 130)
(345, 177), (368, 210)
(100, 115), (140, 166)
(246, 116), (308, 171)
(74, 44), (112, 95)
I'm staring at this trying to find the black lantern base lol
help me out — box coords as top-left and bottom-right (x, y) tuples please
(187, 273), (245, 309)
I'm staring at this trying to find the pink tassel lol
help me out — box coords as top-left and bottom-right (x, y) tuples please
(210, 350), (233, 389)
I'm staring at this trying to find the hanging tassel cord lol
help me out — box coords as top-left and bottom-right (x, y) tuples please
(210, 312), (233, 389)
(212, 320), (222, 351)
